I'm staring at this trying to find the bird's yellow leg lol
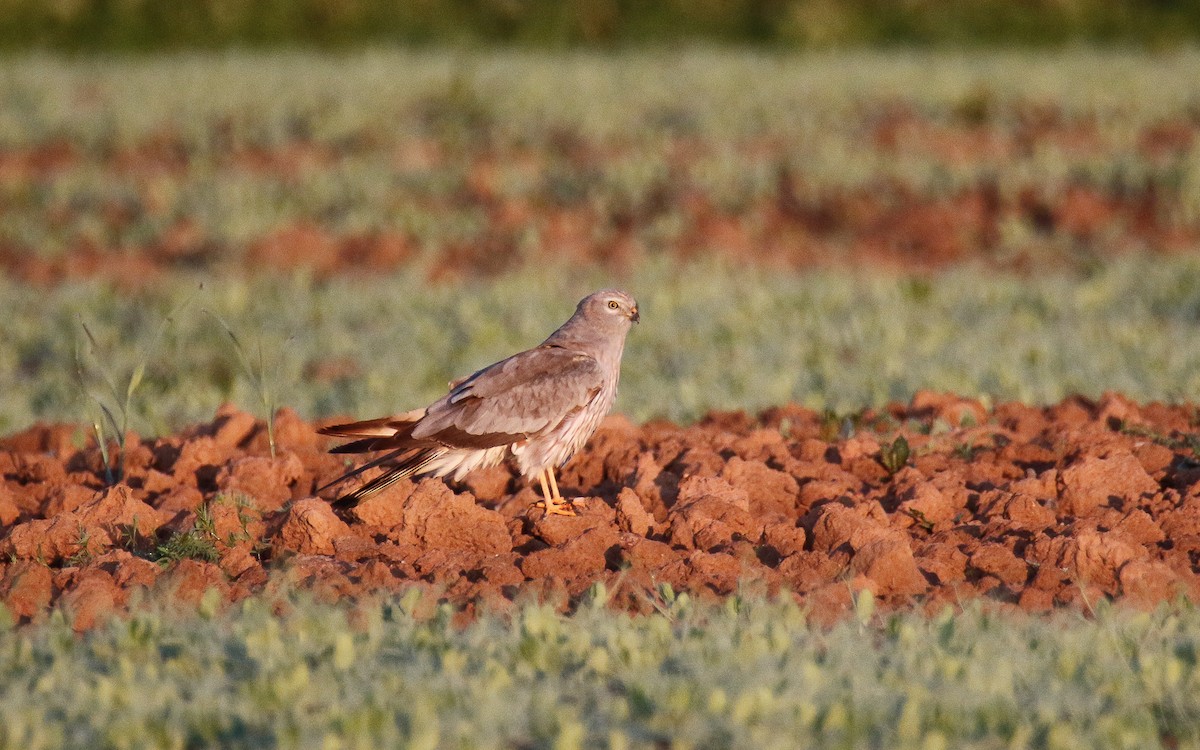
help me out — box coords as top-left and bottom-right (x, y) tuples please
(547, 469), (582, 513)
(534, 468), (575, 516)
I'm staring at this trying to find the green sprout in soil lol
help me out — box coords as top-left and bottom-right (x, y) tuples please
(905, 507), (935, 533)
(154, 503), (220, 565)
(206, 312), (293, 459)
(72, 294), (194, 485)
(65, 524), (94, 567)
(214, 492), (257, 549)
(953, 442), (981, 461)
(880, 435), (911, 476)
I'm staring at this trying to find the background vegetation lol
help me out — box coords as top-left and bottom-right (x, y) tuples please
(3, 591), (1199, 749)
(0, 0), (1198, 51)
(1, 49), (1198, 434)
(11, 255), (1200, 436)
(2, 50), (1197, 268)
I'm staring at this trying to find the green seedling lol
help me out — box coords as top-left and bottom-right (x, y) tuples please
(65, 524), (93, 567)
(123, 516), (140, 553)
(206, 312), (292, 458)
(214, 493), (258, 548)
(73, 294), (194, 484)
(73, 324), (132, 486)
(953, 442), (980, 460)
(777, 417), (792, 439)
(906, 508), (935, 532)
(880, 435), (910, 476)
(820, 409), (861, 442)
(853, 587), (876, 627)
(154, 530), (220, 566)
(194, 502), (217, 538)
(1116, 420), (1200, 459)
(154, 503), (220, 565)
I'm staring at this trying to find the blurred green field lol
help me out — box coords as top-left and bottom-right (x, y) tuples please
(1, 50), (1198, 269)
(1, 50), (1197, 433)
(2, 590), (1199, 749)
(6, 49), (1197, 147)
(6, 255), (1200, 435)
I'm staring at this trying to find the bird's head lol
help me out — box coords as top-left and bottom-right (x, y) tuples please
(581, 289), (639, 330)
(545, 289), (640, 350)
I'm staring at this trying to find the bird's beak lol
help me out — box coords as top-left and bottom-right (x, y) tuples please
(631, 306), (640, 324)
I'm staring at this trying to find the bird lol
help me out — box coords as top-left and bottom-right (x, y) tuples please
(317, 289), (639, 516)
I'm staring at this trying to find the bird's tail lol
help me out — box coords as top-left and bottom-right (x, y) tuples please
(317, 409), (438, 508)
(320, 446), (445, 509)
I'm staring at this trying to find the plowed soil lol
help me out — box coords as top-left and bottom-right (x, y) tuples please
(3, 391), (1200, 629)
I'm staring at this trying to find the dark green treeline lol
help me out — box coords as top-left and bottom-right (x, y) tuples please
(2, 0), (1198, 51)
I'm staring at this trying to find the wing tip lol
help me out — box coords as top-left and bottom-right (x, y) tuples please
(317, 409), (428, 439)
(318, 447), (443, 509)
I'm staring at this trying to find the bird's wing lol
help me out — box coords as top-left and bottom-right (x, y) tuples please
(317, 409), (426, 453)
(412, 345), (604, 448)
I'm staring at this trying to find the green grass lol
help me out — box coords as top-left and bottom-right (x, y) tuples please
(6, 49), (1196, 146)
(152, 503), (220, 566)
(1, 50), (1198, 262)
(1, 590), (1199, 749)
(5, 255), (1200, 435)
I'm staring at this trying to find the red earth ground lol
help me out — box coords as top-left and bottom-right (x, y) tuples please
(2, 390), (1199, 630)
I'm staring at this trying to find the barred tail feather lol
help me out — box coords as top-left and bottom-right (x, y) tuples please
(316, 447), (407, 495)
(326, 447), (444, 509)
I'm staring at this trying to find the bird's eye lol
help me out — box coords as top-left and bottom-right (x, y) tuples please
(607, 300), (620, 310)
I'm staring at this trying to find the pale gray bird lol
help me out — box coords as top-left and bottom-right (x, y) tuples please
(318, 289), (639, 515)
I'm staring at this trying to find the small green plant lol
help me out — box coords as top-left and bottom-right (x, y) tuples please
(905, 508), (935, 532)
(206, 312), (292, 458)
(154, 531), (220, 566)
(194, 502), (217, 538)
(1115, 420), (1200, 458)
(953, 442), (981, 460)
(73, 295), (193, 484)
(1185, 434), (1200, 457)
(820, 409), (860, 442)
(853, 587), (876, 626)
(902, 278), (933, 303)
(777, 417), (792, 439)
(65, 524), (94, 567)
(123, 516), (141, 553)
(213, 493), (256, 548)
(638, 581), (682, 621)
(154, 503), (220, 565)
(880, 435), (910, 475)
(73, 322), (140, 486)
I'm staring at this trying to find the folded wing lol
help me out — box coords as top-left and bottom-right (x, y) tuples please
(413, 345), (605, 447)
(317, 345), (604, 504)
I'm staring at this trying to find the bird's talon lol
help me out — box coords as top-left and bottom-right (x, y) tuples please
(535, 498), (578, 516)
